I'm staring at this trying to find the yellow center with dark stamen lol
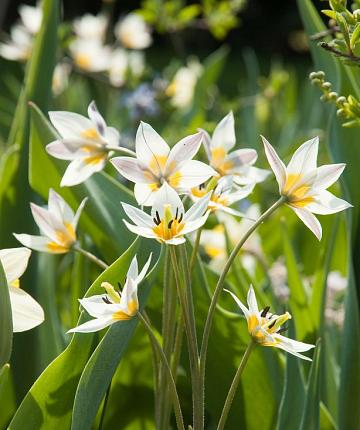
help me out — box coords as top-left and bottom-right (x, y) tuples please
(282, 173), (314, 208)
(152, 219), (184, 242)
(112, 299), (138, 320)
(247, 311), (291, 345)
(210, 193), (229, 211)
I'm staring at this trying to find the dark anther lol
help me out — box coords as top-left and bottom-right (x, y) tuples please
(168, 219), (174, 229)
(178, 213), (183, 223)
(277, 326), (288, 334)
(153, 217), (160, 226)
(175, 207), (179, 220)
(102, 296), (111, 304)
(199, 183), (205, 190)
(268, 319), (277, 330)
(261, 306), (270, 317)
(155, 210), (161, 224)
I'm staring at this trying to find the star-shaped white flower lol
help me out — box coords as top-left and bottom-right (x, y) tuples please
(0, 248), (44, 332)
(114, 13), (152, 50)
(68, 253), (152, 333)
(226, 286), (315, 361)
(46, 101), (121, 186)
(69, 39), (111, 73)
(111, 121), (216, 206)
(122, 182), (211, 245)
(201, 112), (269, 185)
(262, 136), (352, 240)
(14, 189), (87, 254)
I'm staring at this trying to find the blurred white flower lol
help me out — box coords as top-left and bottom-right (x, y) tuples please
(0, 247), (44, 332)
(46, 101), (121, 186)
(115, 13), (152, 49)
(201, 112), (269, 185)
(166, 60), (202, 108)
(325, 271), (347, 328)
(73, 14), (107, 42)
(268, 258), (290, 302)
(122, 182), (210, 245)
(128, 51), (145, 77)
(262, 136), (352, 240)
(226, 285), (315, 360)
(70, 39), (111, 72)
(111, 122), (215, 205)
(52, 63), (71, 96)
(18, 3), (43, 34)
(108, 48), (128, 87)
(14, 189), (87, 254)
(68, 253), (152, 333)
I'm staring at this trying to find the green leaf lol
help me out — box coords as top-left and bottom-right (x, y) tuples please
(0, 364), (16, 429)
(71, 242), (162, 430)
(8, 239), (142, 429)
(0, 260), (12, 367)
(350, 23), (360, 49)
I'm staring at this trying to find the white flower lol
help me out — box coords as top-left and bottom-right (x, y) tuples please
(18, 3), (43, 35)
(108, 48), (128, 87)
(14, 189), (87, 254)
(190, 176), (254, 216)
(201, 112), (269, 185)
(166, 60), (202, 108)
(122, 182), (210, 245)
(73, 14), (107, 42)
(0, 25), (33, 61)
(111, 121), (215, 206)
(262, 136), (352, 240)
(52, 63), (71, 96)
(226, 285), (315, 361)
(46, 101), (121, 186)
(0, 248), (44, 332)
(69, 39), (111, 72)
(115, 13), (152, 49)
(68, 253), (152, 333)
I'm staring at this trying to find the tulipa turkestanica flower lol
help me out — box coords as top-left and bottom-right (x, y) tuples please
(0, 248), (44, 332)
(14, 189), (87, 254)
(201, 112), (269, 185)
(46, 101), (121, 186)
(122, 182), (211, 245)
(262, 136), (352, 240)
(68, 254), (152, 333)
(114, 13), (152, 50)
(111, 121), (216, 205)
(226, 285), (315, 361)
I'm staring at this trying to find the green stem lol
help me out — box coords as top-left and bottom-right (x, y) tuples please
(190, 227), (203, 274)
(200, 196), (286, 404)
(217, 342), (255, 430)
(106, 145), (136, 157)
(138, 312), (185, 430)
(73, 245), (108, 270)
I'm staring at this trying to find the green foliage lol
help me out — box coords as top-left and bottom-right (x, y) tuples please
(0, 260), (12, 368)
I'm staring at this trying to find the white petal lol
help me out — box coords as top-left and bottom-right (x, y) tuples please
(60, 157), (106, 187)
(136, 253), (152, 284)
(111, 157), (154, 183)
(224, 289), (250, 320)
(30, 203), (63, 243)
(134, 183), (157, 206)
(312, 163), (346, 190)
(79, 296), (117, 318)
(123, 220), (157, 239)
(184, 192), (211, 222)
(72, 197), (88, 230)
(48, 189), (74, 225)
(168, 160), (216, 190)
(46, 141), (85, 160)
(0, 248), (31, 284)
(119, 277), (138, 313)
(88, 101), (107, 137)
(165, 236), (186, 245)
(104, 127), (121, 147)
(165, 131), (203, 173)
(135, 122), (169, 174)
(290, 206), (322, 240)
(67, 316), (114, 333)
(9, 286), (44, 332)
(211, 111), (236, 151)
(286, 137), (319, 175)
(247, 285), (259, 314)
(151, 182), (183, 220)
(13, 234), (62, 254)
(181, 213), (209, 235)
(121, 203), (154, 228)
(127, 255), (139, 280)
(273, 334), (315, 361)
(307, 190), (352, 215)
(261, 136), (287, 191)
(225, 148), (258, 169)
(49, 111), (94, 140)
(198, 128), (212, 160)
(227, 184), (255, 205)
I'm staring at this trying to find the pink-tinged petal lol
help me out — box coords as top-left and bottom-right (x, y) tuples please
(185, 192), (211, 222)
(48, 189), (74, 224)
(105, 127), (121, 147)
(30, 203), (61, 243)
(198, 128), (212, 160)
(60, 157), (106, 187)
(135, 122), (169, 174)
(13, 233), (66, 254)
(216, 206), (249, 218)
(0, 247), (31, 284)
(134, 183), (158, 206)
(181, 213), (209, 235)
(165, 236), (186, 245)
(121, 203), (154, 228)
(307, 190), (352, 215)
(261, 136), (287, 191)
(9, 286), (44, 332)
(72, 197), (88, 230)
(211, 111), (236, 151)
(225, 289), (250, 320)
(286, 137), (319, 175)
(88, 101), (107, 137)
(247, 285), (259, 314)
(226, 148), (258, 169)
(312, 163), (346, 190)
(168, 160), (216, 190)
(110, 157), (154, 183)
(165, 131), (203, 174)
(227, 183), (255, 205)
(290, 206), (322, 240)
(151, 182), (183, 220)
(67, 316), (114, 333)
(49, 111), (94, 140)
(123, 220), (157, 239)
(272, 333), (315, 361)
(46, 141), (83, 160)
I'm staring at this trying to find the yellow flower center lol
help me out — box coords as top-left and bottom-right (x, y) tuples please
(46, 223), (76, 253)
(112, 299), (138, 320)
(168, 171), (182, 188)
(75, 53), (92, 70)
(152, 206), (185, 242)
(248, 311), (292, 346)
(149, 154), (168, 176)
(282, 173), (314, 208)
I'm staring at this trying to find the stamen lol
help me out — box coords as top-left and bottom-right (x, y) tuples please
(261, 306), (270, 317)
(268, 319), (276, 330)
(178, 213), (183, 223)
(102, 296), (112, 304)
(168, 219), (174, 229)
(153, 217), (160, 226)
(155, 211), (161, 224)
(277, 326), (288, 334)
(175, 207), (179, 220)
(199, 183), (205, 190)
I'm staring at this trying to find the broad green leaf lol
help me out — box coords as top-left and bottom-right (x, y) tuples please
(9, 239), (140, 430)
(0, 260), (12, 367)
(320, 402), (337, 430)
(71, 242), (162, 430)
(0, 364), (16, 429)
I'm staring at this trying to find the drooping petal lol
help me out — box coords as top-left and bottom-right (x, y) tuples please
(211, 111), (236, 151)
(9, 286), (44, 332)
(185, 192), (211, 222)
(0, 247), (31, 284)
(134, 183), (158, 206)
(72, 197), (88, 230)
(151, 182), (183, 220)
(165, 131), (203, 174)
(225, 289), (250, 320)
(286, 137), (319, 176)
(312, 163), (346, 190)
(135, 122), (169, 175)
(123, 220), (158, 239)
(13, 233), (65, 254)
(49, 111), (94, 140)
(48, 189), (74, 225)
(261, 136), (287, 191)
(167, 160), (216, 190)
(67, 316), (114, 333)
(121, 203), (154, 228)
(88, 101), (107, 137)
(60, 157), (106, 187)
(246, 285), (259, 314)
(111, 157), (154, 183)
(290, 206), (322, 240)
(273, 333), (315, 361)
(307, 190), (352, 215)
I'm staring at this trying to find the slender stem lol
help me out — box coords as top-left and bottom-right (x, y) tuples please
(199, 196), (286, 400)
(217, 342), (255, 430)
(98, 380), (112, 430)
(138, 312), (185, 430)
(73, 245), (109, 270)
(190, 227), (203, 274)
(106, 146), (136, 157)
(319, 42), (360, 62)
(171, 316), (185, 377)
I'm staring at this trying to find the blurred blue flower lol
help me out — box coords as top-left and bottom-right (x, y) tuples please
(122, 83), (159, 120)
